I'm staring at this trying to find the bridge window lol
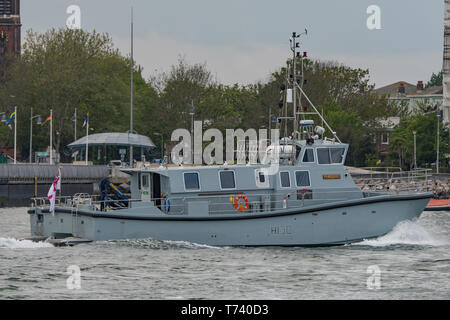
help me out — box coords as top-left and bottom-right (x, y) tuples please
(280, 171), (291, 188)
(317, 148), (331, 164)
(302, 149), (315, 163)
(317, 148), (345, 164)
(219, 170), (236, 189)
(295, 171), (311, 187)
(184, 172), (200, 190)
(330, 148), (345, 163)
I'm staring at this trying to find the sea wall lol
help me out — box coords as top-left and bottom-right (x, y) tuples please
(0, 164), (129, 207)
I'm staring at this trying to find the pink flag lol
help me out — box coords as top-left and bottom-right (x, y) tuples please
(48, 169), (61, 215)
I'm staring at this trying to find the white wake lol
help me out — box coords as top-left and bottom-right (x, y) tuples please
(0, 237), (53, 249)
(354, 220), (447, 247)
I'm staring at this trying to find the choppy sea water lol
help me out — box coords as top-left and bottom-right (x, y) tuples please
(0, 207), (449, 300)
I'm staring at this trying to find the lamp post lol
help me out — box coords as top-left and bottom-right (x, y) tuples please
(29, 108), (42, 163)
(189, 102), (194, 164)
(413, 130), (417, 170)
(13, 106), (17, 164)
(437, 108), (440, 174)
(73, 108), (77, 141)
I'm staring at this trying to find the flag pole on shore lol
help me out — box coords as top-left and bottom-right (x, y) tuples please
(5, 108), (17, 164)
(41, 111), (52, 164)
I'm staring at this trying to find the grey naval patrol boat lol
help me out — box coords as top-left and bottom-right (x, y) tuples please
(28, 33), (432, 246)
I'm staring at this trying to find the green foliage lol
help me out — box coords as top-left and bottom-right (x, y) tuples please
(324, 106), (373, 166)
(389, 113), (449, 169)
(425, 71), (443, 88)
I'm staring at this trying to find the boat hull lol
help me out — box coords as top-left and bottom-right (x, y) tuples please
(424, 199), (450, 211)
(28, 194), (431, 246)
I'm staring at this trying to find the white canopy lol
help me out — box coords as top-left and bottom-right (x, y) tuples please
(68, 132), (156, 149)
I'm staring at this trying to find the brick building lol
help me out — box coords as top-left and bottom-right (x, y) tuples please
(0, 0), (21, 58)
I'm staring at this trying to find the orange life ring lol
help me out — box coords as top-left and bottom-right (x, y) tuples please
(234, 195), (249, 211)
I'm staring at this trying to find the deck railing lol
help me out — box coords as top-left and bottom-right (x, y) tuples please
(352, 169), (432, 194)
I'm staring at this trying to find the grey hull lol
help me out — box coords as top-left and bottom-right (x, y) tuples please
(28, 193), (431, 246)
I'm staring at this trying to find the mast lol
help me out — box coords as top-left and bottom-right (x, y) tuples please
(291, 32), (298, 136)
(290, 30), (307, 137)
(288, 31), (342, 143)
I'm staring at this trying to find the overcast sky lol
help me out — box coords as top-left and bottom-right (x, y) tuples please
(21, 0), (444, 88)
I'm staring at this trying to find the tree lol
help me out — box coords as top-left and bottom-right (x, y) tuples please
(425, 71), (443, 88)
(0, 28), (159, 161)
(149, 57), (215, 137)
(389, 113), (449, 169)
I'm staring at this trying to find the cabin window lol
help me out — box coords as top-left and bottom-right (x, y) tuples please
(295, 171), (311, 187)
(317, 148), (331, 164)
(184, 172), (200, 190)
(303, 149), (315, 163)
(255, 169), (270, 188)
(280, 171), (291, 188)
(330, 148), (345, 164)
(219, 171), (236, 189)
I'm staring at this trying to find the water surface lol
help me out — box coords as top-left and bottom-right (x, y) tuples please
(0, 208), (448, 299)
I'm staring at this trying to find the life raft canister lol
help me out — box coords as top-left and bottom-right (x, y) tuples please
(234, 195), (249, 211)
